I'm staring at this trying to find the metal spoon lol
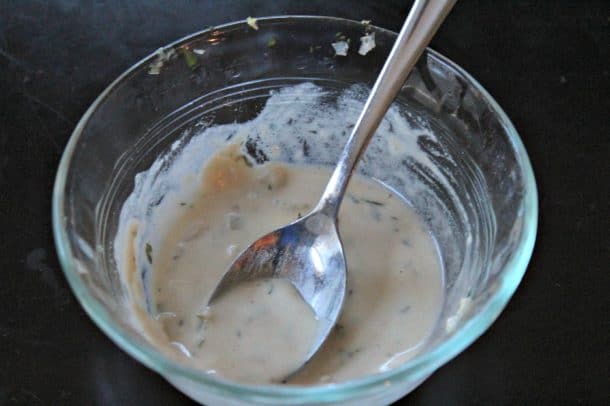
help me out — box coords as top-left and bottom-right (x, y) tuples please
(209, 0), (456, 368)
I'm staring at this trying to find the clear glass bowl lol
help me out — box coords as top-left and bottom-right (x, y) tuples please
(53, 16), (537, 405)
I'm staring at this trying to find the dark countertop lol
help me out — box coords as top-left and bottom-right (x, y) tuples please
(1, 1), (608, 404)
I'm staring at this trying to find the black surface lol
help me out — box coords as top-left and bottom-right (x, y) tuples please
(1, 1), (608, 404)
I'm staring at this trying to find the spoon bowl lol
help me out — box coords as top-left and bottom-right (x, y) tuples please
(209, 211), (346, 360)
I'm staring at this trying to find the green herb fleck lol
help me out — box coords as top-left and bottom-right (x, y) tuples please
(370, 206), (381, 222)
(362, 198), (384, 206)
(246, 16), (259, 30)
(338, 347), (362, 359)
(180, 47), (197, 69)
(267, 183), (273, 191)
(297, 212), (302, 219)
(235, 154), (253, 167)
(145, 243), (153, 264)
(267, 36), (277, 48)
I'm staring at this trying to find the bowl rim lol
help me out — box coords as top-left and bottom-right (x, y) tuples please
(53, 15), (538, 402)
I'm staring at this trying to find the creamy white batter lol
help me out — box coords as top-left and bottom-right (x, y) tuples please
(115, 83), (445, 386)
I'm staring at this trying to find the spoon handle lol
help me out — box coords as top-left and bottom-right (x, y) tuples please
(315, 0), (456, 218)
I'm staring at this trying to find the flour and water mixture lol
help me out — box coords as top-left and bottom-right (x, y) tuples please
(115, 83), (444, 385)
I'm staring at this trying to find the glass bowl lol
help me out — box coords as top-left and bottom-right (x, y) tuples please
(53, 16), (537, 405)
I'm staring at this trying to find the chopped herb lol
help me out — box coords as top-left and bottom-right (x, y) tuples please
(178, 319), (184, 326)
(180, 47), (198, 69)
(301, 139), (310, 157)
(348, 194), (360, 204)
(400, 305), (411, 314)
(180, 202), (187, 206)
(297, 212), (302, 219)
(145, 243), (153, 264)
(245, 138), (269, 164)
(362, 198), (384, 206)
(267, 184), (273, 191)
(267, 37), (277, 48)
(151, 194), (165, 207)
(157, 287), (162, 293)
(226, 212), (243, 230)
(148, 47), (176, 75)
(236, 154), (253, 167)
(246, 16), (259, 30)
(370, 206), (381, 222)
(339, 347), (362, 359)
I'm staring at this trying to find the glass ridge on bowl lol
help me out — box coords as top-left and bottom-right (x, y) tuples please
(53, 16), (537, 405)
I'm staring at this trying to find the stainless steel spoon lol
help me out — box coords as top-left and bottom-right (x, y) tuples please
(209, 0), (456, 369)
